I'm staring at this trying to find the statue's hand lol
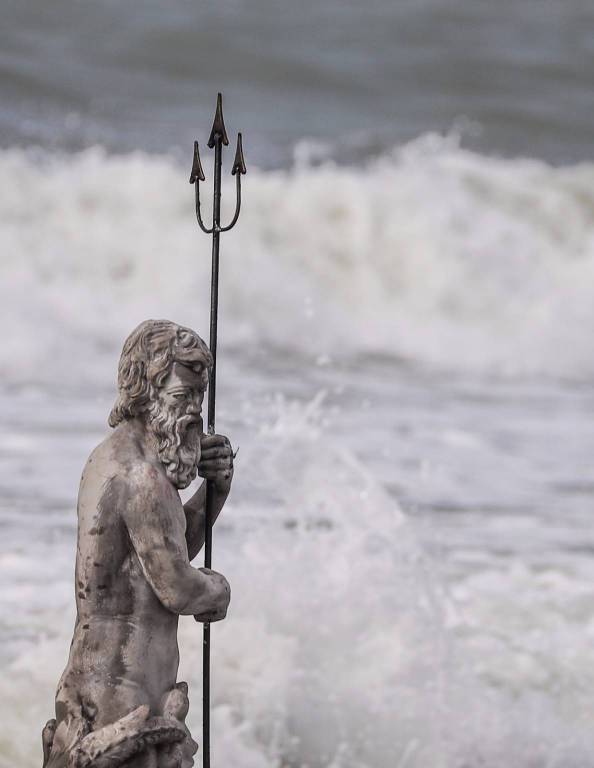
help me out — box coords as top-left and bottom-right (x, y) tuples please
(199, 434), (234, 493)
(193, 567), (231, 623)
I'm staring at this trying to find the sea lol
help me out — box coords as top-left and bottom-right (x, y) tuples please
(1, 1), (594, 766)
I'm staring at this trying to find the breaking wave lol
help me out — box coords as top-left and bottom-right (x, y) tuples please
(2, 137), (594, 386)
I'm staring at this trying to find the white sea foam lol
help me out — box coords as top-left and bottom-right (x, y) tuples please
(2, 395), (594, 767)
(0, 396), (441, 767)
(2, 137), (594, 386)
(2, 142), (594, 767)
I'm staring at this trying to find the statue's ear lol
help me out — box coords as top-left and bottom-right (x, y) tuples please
(122, 359), (148, 398)
(114, 356), (153, 421)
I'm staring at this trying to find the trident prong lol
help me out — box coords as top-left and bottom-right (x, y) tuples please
(190, 96), (246, 235)
(190, 141), (214, 234)
(220, 133), (246, 232)
(207, 92), (229, 148)
(188, 92), (245, 768)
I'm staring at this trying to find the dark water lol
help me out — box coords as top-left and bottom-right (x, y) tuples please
(2, 0), (594, 166)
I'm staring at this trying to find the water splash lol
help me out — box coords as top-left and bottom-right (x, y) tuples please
(2, 138), (594, 387)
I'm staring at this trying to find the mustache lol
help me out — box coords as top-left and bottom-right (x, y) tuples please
(176, 413), (203, 433)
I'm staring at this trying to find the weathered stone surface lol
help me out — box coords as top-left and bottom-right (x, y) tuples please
(43, 320), (234, 768)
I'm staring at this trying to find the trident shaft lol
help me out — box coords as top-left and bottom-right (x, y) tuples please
(189, 92), (246, 768)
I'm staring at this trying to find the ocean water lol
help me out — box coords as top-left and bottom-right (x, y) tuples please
(3, 0), (594, 164)
(2, 2), (594, 767)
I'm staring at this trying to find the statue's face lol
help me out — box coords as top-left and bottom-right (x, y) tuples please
(147, 362), (209, 489)
(159, 362), (207, 428)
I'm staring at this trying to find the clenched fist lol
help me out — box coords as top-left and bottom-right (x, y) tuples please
(198, 433), (234, 493)
(193, 567), (231, 623)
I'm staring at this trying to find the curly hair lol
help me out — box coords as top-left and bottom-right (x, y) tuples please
(108, 319), (212, 428)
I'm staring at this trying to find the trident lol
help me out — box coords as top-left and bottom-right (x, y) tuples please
(189, 92), (246, 768)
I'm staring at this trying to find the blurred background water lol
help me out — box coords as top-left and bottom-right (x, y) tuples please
(3, 0), (594, 164)
(1, 1), (594, 766)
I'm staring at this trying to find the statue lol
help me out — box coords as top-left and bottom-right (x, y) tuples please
(42, 319), (234, 768)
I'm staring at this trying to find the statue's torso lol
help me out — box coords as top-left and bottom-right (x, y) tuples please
(56, 426), (184, 729)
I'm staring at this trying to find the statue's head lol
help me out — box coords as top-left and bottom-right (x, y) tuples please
(109, 319), (213, 489)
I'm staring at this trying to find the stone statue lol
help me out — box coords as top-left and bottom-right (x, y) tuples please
(42, 319), (234, 768)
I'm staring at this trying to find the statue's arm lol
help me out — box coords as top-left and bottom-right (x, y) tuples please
(183, 480), (229, 561)
(184, 433), (234, 561)
(122, 469), (224, 615)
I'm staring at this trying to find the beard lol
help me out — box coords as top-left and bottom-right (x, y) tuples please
(147, 399), (202, 489)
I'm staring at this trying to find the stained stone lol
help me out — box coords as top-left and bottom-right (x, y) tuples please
(42, 320), (234, 768)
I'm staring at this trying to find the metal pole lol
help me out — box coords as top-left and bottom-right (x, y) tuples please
(202, 129), (222, 768)
(190, 92), (246, 768)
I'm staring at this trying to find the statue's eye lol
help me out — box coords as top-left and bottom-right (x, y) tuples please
(172, 392), (186, 400)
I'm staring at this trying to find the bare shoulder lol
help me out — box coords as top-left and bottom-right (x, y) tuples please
(84, 423), (145, 477)
(81, 425), (169, 503)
